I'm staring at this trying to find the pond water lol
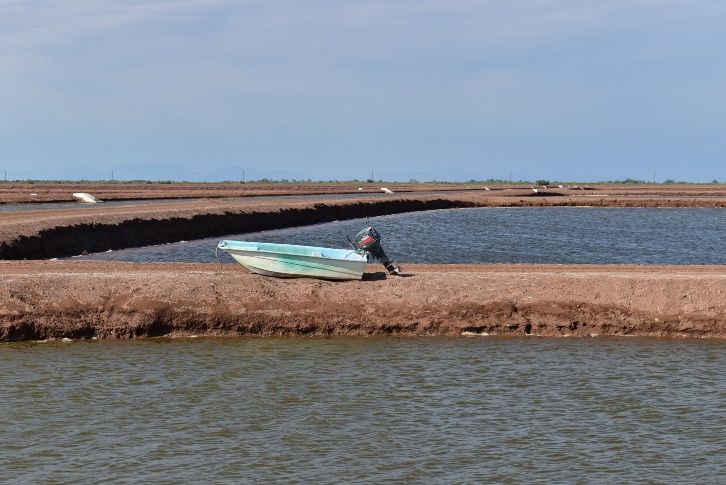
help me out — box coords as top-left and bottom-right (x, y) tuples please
(79, 207), (726, 265)
(2, 337), (724, 483)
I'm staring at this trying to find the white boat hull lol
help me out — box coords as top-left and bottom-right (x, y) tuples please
(218, 240), (368, 281)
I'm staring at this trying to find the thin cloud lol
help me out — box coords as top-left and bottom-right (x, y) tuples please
(0, 0), (724, 179)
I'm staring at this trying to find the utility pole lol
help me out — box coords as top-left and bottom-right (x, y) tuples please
(509, 170), (512, 184)
(3, 169), (6, 182)
(653, 170), (656, 184)
(242, 169), (245, 183)
(111, 169), (114, 181)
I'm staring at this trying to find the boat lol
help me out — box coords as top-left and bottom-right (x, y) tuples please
(216, 240), (369, 280)
(217, 227), (401, 281)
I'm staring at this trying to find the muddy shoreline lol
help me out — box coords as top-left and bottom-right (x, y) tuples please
(2, 190), (725, 260)
(0, 197), (475, 259)
(1, 187), (724, 342)
(1, 262), (724, 342)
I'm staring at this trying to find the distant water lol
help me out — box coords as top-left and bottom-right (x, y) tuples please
(0, 198), (192, 212)
(1, 337), (724, 483)
(79, 207), (726, 264)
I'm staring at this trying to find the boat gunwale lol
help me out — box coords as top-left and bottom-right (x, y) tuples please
(218, 239), (367, 262)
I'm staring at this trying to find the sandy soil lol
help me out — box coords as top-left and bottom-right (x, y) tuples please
(1, 181), (725, 204)
(0, 182), (495, 204)
(1, 261), (724, 341)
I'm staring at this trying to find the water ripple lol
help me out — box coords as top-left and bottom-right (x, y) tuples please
(1, 338), (725, 483)
(78, 207), (726, 264)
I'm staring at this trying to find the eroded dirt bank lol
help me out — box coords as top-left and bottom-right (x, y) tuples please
(0, 197), (475, 259)
(1, 262), (724, 341)
(2, 191), (725, 260)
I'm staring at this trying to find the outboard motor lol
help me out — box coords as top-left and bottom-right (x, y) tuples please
(353, 227), (401, 275)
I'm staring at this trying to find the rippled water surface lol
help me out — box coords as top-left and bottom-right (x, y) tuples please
(1, 338), (725, 483)
(80, 207), (726, 264)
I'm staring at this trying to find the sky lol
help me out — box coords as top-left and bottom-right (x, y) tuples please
(1, 0), (724, 182)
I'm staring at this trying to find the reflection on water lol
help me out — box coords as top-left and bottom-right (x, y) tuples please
(1, 337), (724, 483)
(80, 207), (726, 264)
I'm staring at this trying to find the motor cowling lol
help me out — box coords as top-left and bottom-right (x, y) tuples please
(353, 227), (401, 275)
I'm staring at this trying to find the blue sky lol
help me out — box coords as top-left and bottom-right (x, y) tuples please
(1, 0), (724, 182)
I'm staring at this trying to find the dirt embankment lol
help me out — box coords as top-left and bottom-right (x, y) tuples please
(0, 197), (476, 260)
(2, 190), (725, 260)
(1, 262), (724, 341)
(0, 182), (495, 204)
(2, 182), (725, 204)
